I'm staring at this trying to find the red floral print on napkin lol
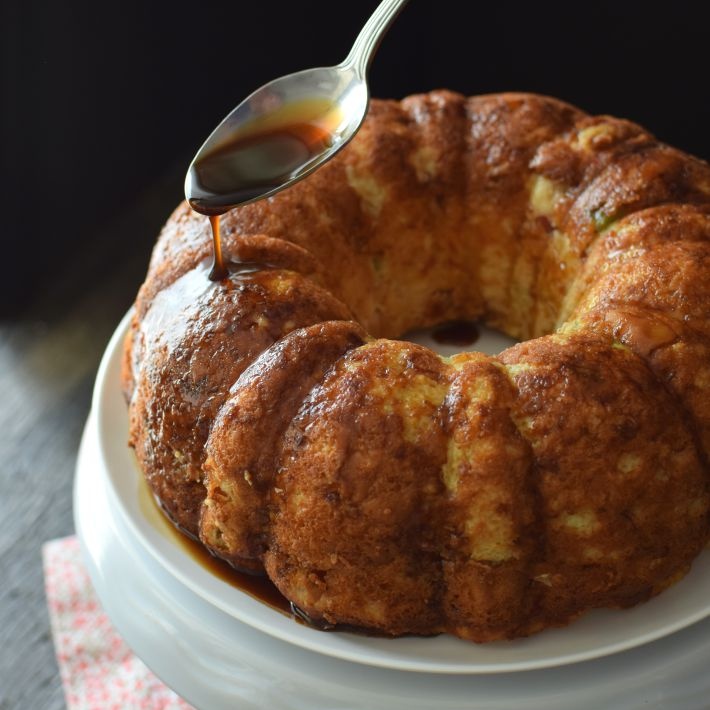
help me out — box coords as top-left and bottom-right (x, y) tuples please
(43, 535), (194, 710)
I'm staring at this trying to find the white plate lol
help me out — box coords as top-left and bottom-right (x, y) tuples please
(95, 313), (710, 674)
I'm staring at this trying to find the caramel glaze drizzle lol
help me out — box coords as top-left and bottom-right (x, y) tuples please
(208, 214), (228, 281)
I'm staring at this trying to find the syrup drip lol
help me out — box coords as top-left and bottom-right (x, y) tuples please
(187, 97), (343, 281)
(208, 214), (227, 281)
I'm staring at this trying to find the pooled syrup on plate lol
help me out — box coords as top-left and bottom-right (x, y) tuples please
(432, 320), (480, 347)
(137, 475), (290, 615)
(187, 97), (343, 281)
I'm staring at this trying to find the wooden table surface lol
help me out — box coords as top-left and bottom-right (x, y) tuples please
(0, 173), (183, 709)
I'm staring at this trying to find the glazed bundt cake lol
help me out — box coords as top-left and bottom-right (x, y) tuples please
(123, 91), (710, 642)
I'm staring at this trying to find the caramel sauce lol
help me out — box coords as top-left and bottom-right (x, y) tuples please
(187, 97), (343, 281)
(432, 320), (480, 347)
(137, 475), (290, 615)
(208, 214), (227, 281)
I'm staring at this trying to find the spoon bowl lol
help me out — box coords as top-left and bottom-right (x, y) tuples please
(184, 64), (367, 215)
(185, 0), (408, 216)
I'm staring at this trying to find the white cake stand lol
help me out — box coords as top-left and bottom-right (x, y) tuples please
(74, 316), (710, 709)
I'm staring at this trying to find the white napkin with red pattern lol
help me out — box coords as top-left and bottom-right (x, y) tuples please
(43, 535), (194, 710)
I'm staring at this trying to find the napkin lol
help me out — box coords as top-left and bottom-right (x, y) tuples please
(43, 535), (194, 710)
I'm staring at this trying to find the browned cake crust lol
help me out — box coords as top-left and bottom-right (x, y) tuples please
(123, 91), (710, 642)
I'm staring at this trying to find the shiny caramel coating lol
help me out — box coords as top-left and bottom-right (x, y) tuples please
(124, 91), (710, 641)
(566, 209), (710, 460)
(500, 334), (708, 633)
(202, 321), (367, 570)
(440, 353), (536, 641)
(126, 264), (351, 534)
(265, 340), (449, 634)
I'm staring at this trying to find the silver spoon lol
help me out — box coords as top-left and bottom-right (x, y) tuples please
(185, 0), (409, 216)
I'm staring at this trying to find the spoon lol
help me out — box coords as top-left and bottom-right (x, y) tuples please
(184, 0), (409, 217)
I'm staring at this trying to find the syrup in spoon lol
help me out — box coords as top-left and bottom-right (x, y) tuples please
(184, 0), (409, 280)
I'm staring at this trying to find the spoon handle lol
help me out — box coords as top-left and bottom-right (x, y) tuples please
(342, 0), (410, 77)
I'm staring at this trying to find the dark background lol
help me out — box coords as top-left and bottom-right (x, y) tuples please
(2, 0), (708, 314)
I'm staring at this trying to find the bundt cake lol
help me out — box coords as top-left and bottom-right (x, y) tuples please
(122, 91), (710, 642)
